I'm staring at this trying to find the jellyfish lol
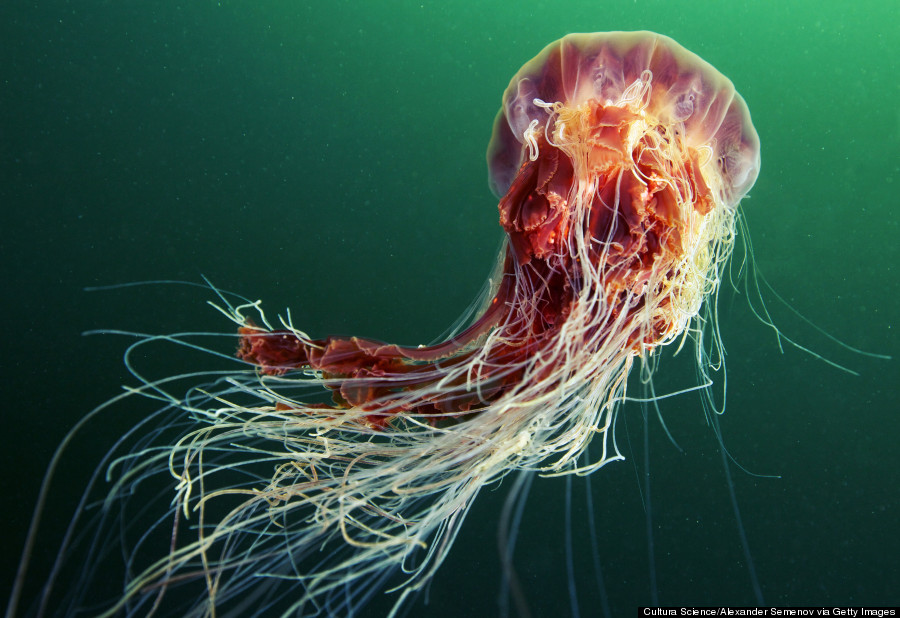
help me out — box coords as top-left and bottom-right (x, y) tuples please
(12, 31), (759, 617)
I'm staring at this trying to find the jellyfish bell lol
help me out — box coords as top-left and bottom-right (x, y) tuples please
(488, 31), (760, 207)
(13, 32), (760, 617)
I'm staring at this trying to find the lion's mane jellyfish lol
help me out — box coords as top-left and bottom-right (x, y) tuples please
(22, 32), (759, 617)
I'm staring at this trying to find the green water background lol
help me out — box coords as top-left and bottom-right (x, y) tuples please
(2, 0), (897, 614)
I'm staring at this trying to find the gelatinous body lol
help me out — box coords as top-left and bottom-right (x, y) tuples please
(18, 32), (759, 617)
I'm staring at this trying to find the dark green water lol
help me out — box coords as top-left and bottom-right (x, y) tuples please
(2, 1), (897, 615)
